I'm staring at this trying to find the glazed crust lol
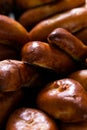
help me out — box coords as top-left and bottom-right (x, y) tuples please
(0, 60), (40, 92)
(47, 28), (87, 61)
(19, 0), (85, 30)
(6, 108), (58, 130)
(0, 15), (29, 50)
(37, 78), (87, 122)
(21, 41), (76, 75)
(29, 7), (87, 41)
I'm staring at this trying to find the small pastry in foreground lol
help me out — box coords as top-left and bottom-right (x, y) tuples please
(6, 108), (58, 130)
(37, 78), (87, 122)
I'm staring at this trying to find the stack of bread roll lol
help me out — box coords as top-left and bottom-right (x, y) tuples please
(0, 0), (87, 129)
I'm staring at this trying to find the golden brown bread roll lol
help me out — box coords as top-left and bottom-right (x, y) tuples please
(0, 60), (41, 92)
(19, 0), (85, 30)
(37, 78), (87, 122)
(47, 28), (87, 62)
(6, 108), (58, 130)
(29, 6), (87, 41)
(0, 15), (29, 50)
(21, 41), (76, 75)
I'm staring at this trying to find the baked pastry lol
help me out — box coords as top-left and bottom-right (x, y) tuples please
(0, 15), (29, 50)
(6, 108), (58, 130)
(19, 0), (85, 30)
(0, 60), (41, 92)
(21, 41), (76, 75)
(48, 28), (87, 62)
(29, 7), (87, 41)
(37, 78), (87, 122)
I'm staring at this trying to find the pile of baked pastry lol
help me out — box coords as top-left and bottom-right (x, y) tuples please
(0, 0), (87, 129)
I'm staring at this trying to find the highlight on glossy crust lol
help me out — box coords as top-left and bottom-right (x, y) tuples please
(47, 28), (87, 61)
(6, 108), (58, 130)
(29, 7), (87, 41)
(0, 15), (30, 50)
(37, 78), (87, 122)
(21, 41), (76, 75)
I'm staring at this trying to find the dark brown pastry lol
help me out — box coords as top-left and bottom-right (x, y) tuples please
(47, 28), (87, 61)
(21, 41), (76, 75)
(19, 0), (85, 30)
(0, 15), (30, 50)
(37, 78), (87, 122)
(6, 108), (58, 130)
(0, 60), (41, 92)
(29, 7), (87, 41)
